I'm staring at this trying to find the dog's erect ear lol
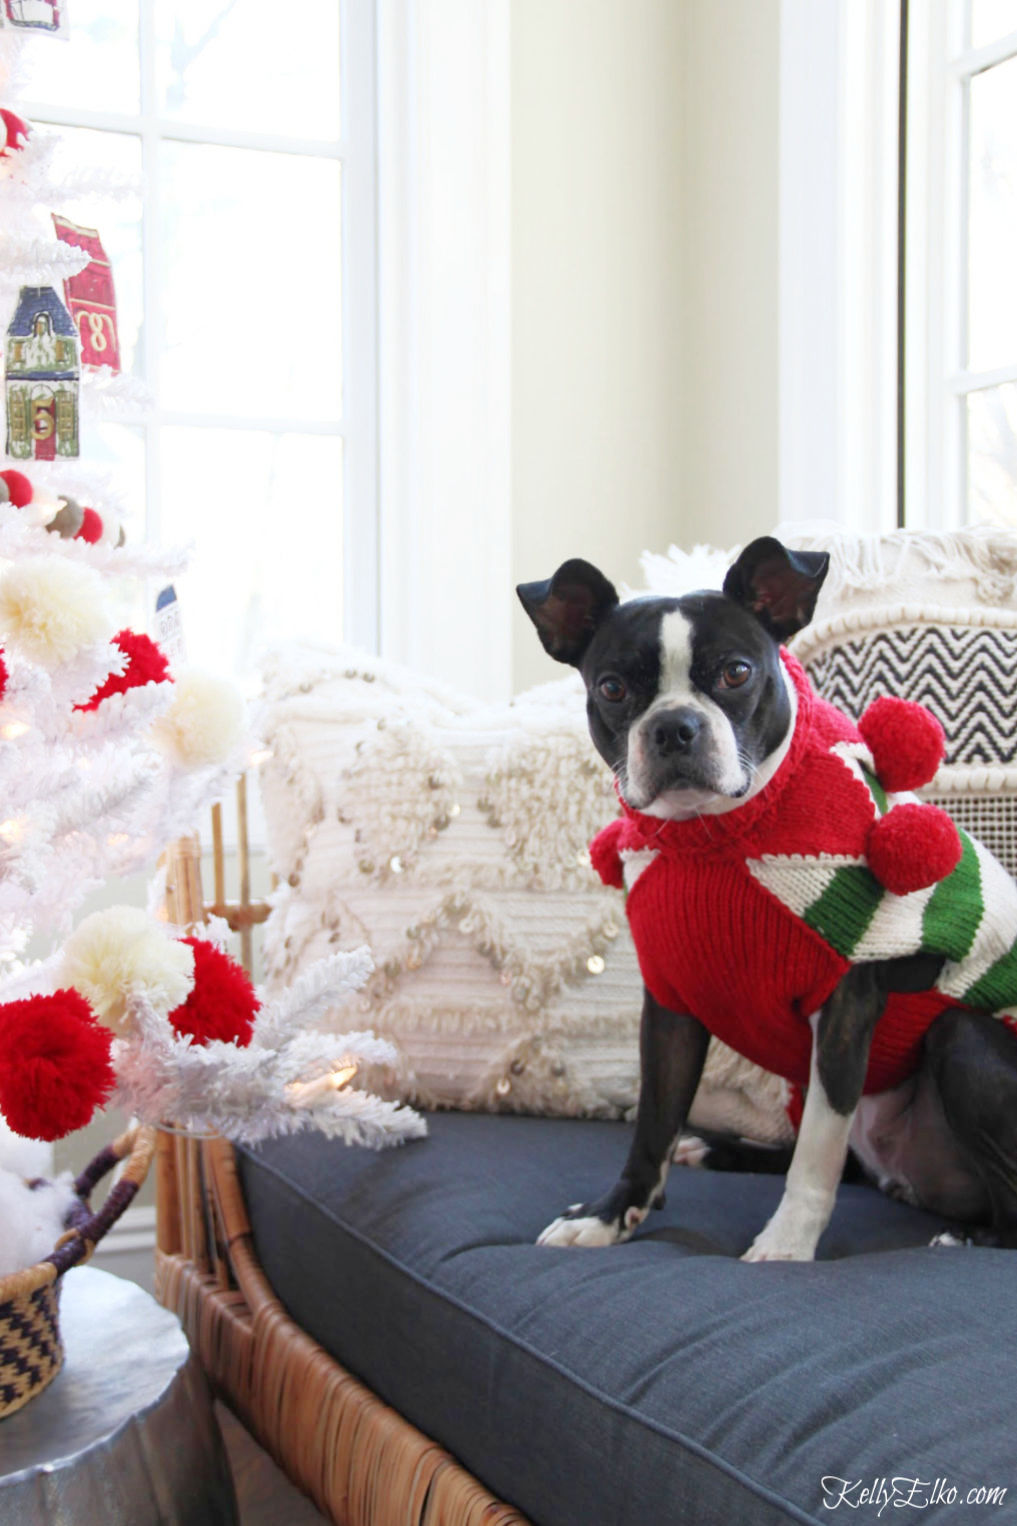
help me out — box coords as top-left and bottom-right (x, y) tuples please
(722, 537), (830, 642)
(516, 559), (619, 666)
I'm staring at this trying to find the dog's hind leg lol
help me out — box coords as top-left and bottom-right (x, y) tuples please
(537, 991), (710, 1247)
(924, 1008), (1017, 1247)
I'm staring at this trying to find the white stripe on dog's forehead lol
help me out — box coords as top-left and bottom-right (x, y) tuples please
(658, 609), (694, 693)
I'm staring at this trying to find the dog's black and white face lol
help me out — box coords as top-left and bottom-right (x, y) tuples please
(518, 537), (829, 817)
(578, 592), (796, 814)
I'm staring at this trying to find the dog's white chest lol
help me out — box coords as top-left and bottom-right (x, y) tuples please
(622, 848), (659, 891)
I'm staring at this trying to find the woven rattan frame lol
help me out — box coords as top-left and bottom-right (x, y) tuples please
(154, 786), (529, 1525)
(1, 1124), (155, 1419)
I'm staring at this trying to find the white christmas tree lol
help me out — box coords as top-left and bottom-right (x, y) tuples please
(0, 27), (424, 1171)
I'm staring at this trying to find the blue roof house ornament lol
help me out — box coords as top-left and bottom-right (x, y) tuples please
(5, 285), (80, 460)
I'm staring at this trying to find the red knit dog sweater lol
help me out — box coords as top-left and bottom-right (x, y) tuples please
(590, 653), (1017, 1100)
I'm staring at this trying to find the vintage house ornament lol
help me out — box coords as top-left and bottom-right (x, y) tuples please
(0, 0), (68, 37)
(5, 285), (80, 460)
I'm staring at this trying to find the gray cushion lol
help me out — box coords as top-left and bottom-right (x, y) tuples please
(239, 1114), (1013, 1526)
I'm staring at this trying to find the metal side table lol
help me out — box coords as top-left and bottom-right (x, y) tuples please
(0, 1266), (237, 1524)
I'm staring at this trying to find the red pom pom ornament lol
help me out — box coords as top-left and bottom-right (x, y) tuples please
(0, 468), (33, 508)
(866, 803), (961, 896)
(858, 696), (945, 793)
(0, 990), (115, 1141)
(76, 628), (172, 713)
(167, 938), (259, 1048)
(75, 507), (104, 544)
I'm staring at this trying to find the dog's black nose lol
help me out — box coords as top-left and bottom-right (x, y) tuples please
(651, 708), (703, 755)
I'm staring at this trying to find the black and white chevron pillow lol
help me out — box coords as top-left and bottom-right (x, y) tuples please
(805, 624), (1017, 768)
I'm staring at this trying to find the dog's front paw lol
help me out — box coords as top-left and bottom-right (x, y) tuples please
(742, 1195), (826, 1263)
(537, 1199), (648, 1248)
(742, 1228), (816, 1263)
(537, 1212), (622, 1248)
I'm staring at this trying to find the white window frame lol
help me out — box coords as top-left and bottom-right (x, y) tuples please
(19, 0), (379, 651)
(20, 2), (516, 701)
(904, 0), (1017, 529)
(376, 0), (511, 702)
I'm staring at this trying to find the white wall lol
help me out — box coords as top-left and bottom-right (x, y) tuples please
(509, 0), (782, 693)
(510, 0), (684, 693)
(377, 1), (787, 696)
(677, 0), (781, 550)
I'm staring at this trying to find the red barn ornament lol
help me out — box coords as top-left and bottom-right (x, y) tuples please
(52, 216), (121, 371)
(5, 285), (80, 460)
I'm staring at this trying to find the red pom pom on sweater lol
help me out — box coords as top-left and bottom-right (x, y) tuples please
(75, 629), (172, 713)
(0, 990), (115, 1141)
(590, 818), (627, 890)
(866, 803), (961, 896)
(0, 468), (33, 508)
(75, 507), (104, 544)
(0, 648), (7, 703)
(167, 939), (259, 1047)
(858, 696), (945, 793)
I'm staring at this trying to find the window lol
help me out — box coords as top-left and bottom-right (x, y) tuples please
(18, 0), (377, 678)
(904, 0), (1017, 528)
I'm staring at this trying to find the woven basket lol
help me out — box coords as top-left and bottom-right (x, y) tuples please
(0, 1123), (156, 1420)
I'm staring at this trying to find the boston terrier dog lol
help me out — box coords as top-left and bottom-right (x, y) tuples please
(517, 537), (1017, 1259)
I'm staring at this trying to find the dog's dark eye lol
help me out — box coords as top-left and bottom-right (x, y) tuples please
(598, 676), (627, 703)
(720, 661), (752, 690)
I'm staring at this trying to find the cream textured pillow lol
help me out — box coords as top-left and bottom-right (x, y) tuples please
(258, 642), (793, 1142)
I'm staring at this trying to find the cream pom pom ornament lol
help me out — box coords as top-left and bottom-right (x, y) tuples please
(150, 669), (246, 768)
(0, 558), (110, 667)
(62, 906), (195, 1035)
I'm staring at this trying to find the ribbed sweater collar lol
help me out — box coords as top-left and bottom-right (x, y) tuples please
(616, 651), (817, 858)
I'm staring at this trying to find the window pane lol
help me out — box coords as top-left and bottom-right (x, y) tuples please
(154, 0), (340, 141)
(159, 143), (342, 422)
(968, 56), (1017, 372)
(968, 383), (1017, 525)
(85, 422), (146, 532)
(85, 423), (148, 630)
(970, 0), (1017, 49)
(44, 127), (144, 381)
(17, 0), (139, 115)
(161, 427), (343, 678)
